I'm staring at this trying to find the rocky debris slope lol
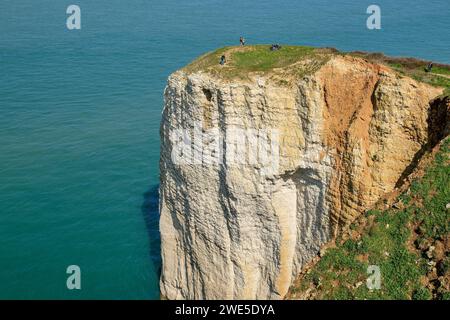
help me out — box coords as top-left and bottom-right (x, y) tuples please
(159, 52), (446, 299)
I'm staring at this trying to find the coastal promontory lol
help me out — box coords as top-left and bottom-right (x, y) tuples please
(159, 46), (449, 299)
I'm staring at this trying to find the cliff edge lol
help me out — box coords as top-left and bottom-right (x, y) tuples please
(159, 46), (449, 299)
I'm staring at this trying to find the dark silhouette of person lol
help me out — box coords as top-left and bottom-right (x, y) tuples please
(270, 44), (281, 51)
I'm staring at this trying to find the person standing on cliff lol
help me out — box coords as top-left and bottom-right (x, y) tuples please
(240, 36), (245, 46)
(220, 55), (226, 65)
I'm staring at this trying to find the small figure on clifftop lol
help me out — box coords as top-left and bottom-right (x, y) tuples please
(240, 36), (246, 46)
(220, 55), (226, 65)
(425, 62), (433, 72)
(270, 44), (281, 51)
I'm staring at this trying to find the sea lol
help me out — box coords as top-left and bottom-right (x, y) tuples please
(0, 0), (448, 299)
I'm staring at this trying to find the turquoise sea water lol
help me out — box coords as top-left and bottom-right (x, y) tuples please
(0, 0), (448, 299)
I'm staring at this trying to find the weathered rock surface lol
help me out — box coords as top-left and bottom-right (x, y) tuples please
(159, 55), (444, 299)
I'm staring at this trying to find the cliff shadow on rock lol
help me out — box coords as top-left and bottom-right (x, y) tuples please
(141, 184), (162, 279)
(396, 96), (450, 188)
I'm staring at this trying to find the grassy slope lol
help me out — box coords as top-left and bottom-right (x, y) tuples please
(289, 138), (450, 300)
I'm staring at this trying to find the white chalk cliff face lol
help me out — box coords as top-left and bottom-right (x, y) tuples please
(159, 55), (443, 299)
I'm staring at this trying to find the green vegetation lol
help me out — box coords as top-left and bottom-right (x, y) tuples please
(432, 66), (450, 76)
(183, 45), (331, 80)
(230, 45), (315, 71)
(291, 138), (450, 300)
(183, 47), (230, 73)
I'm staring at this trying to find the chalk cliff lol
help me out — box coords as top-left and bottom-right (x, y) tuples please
(159, 51), (446, 299)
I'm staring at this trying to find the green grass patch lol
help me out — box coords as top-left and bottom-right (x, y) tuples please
(183, 45), (330, 80)
(412, 139), (450, 240)
(231, 45), (315, 72)
(432, 66), (450, 76)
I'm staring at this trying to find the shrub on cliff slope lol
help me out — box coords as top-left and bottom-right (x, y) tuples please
(289, 138), (450, 300)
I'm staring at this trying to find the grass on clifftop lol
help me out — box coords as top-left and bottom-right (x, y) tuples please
(183, 45), (331, 80)
(183, 46), (450, 94)
(289, 138), (450, 300)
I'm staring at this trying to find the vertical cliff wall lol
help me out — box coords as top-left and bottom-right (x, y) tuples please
(159, 55), (444, 299)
